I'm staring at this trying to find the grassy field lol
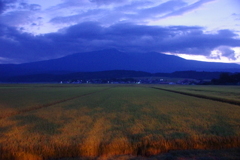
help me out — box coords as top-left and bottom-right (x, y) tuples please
(0, 84), (239, 159)
(0, 84), (109, 118)
(154, 85), (240, 104)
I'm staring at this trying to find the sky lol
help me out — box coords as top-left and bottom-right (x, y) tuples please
(0, 0), (240, 64)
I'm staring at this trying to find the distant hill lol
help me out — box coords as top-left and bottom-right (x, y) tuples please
(0, 49), (240, 82)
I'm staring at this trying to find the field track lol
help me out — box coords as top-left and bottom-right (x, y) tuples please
(152, 87), (240, 106)
(0, 86), (114, 120)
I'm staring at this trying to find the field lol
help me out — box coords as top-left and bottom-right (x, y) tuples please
(0, 84), (240, 160)
(154, 85), (240, 105)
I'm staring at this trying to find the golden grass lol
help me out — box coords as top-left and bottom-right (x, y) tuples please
(0, 85), (240, 159)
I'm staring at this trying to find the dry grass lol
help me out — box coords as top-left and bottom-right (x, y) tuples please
(0, 85), (240, 159)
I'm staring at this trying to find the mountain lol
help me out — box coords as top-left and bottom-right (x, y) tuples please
(0, 49), (240, 81)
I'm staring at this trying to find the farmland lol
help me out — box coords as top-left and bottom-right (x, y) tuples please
(0, 84), (240, 160)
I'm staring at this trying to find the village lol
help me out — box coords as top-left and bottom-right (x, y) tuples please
(62, 78), (206, 85)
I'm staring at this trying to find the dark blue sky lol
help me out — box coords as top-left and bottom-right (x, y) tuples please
(0, 0), (240, 64)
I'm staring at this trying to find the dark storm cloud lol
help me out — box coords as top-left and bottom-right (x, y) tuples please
(0, 24), (57, 63)
(1, 22), (240, 63)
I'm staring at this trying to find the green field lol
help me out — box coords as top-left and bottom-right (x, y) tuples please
(154, 85), (240, 104)
(0, 84), (240, 160)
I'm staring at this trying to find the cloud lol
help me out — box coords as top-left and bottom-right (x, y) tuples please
(232, 13), (240, 21)
(89, 0), (128, 5)
(50, 9), (105, 24)
(139, 0), (187, 17)
(0, 0), (239, 65)
(0, 0), (18, 14)
(49, 0), (189, 28)
(52, 0), (94, 9)
(48, 0), (218, 32)
(160, 0), (216, 19)
(0, 56), (15, 63)
(0, 0), (41, 13)
(61, 21), (104, 39)
(0, 22), (240, 64)
(18, 3), (41, 11)
(0, 0), (42, 31)
(210, 46), (238, 60)
(0, 11), (34, 26)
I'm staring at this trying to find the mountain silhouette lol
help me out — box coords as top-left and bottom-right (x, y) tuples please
(0, 49), (240, 79)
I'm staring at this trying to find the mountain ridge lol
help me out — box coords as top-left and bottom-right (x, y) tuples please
(0, 49), (240, 80)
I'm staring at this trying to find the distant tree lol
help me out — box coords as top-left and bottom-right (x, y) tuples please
(212, 72), (240, 85)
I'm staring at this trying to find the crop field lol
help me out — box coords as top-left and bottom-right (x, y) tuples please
(154, 85), (240, 105)
(0, 84), (240, 160)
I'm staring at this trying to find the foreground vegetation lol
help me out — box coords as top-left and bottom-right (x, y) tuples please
(0, 84), (240, 159)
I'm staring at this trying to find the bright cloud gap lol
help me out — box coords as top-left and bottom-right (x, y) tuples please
(164, 47), (240, 64)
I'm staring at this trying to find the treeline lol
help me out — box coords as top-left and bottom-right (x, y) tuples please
(211, 73), (240, 85)
(1, 70), (240, 84)
(1, 70), (222, 83)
